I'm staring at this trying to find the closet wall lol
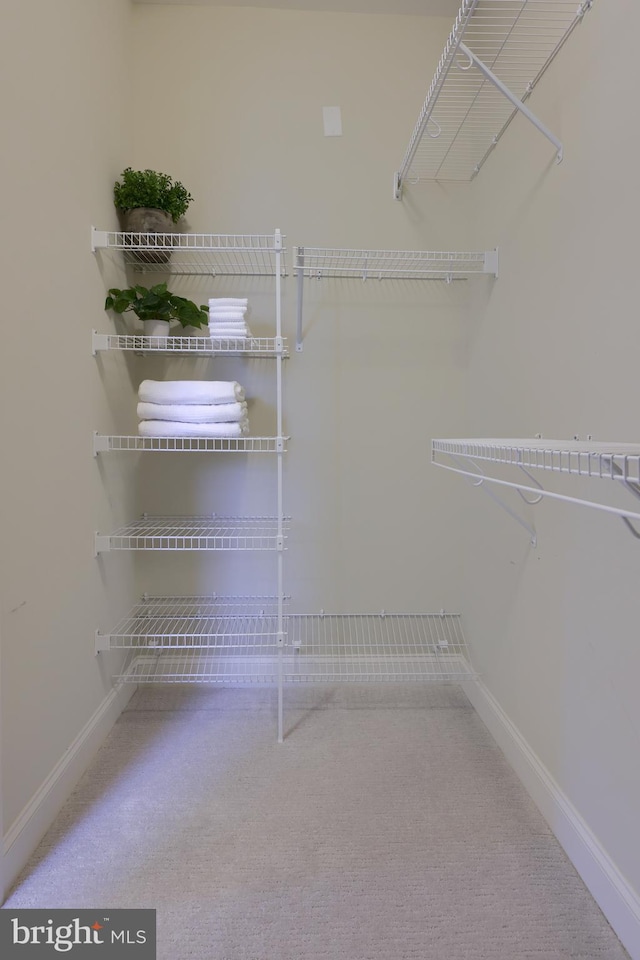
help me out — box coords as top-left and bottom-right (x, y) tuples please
(1, 0), (137, 889)
(127, 2), (476, 612)
(463, 0), (640, 926)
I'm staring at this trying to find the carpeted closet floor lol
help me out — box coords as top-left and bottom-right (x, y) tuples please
(4, 684), (630, 959)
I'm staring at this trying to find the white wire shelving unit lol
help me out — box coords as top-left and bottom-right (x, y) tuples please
(101, 605), (475, 684)
(432, 437), (640, 543)
(91, 229), (288, 276)
(92, 331), (287, 358)
(394, 0), (595, 195)
(93, 229), (290, 740)
(294, 245), (498, 350)
(93, 435), (286, 455)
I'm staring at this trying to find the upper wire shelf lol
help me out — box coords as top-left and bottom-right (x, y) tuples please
(91, 228), (287, 276)
(92, 331), (287, 357)
(294, 245), (498, 350)
(295, 246), (497, 280)
(432, 438), (640, 540)
(394, 0), (594, 192)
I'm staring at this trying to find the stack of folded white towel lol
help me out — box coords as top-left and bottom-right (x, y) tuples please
(137, 380), (249, 437)
(208, 297), (253, 339)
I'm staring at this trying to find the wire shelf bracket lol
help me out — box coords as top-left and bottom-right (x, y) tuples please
(393, 0), (595, 196)
(432, 437), (640, 542)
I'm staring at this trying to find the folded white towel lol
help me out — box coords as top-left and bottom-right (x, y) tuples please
(139, 379), (245, 405)
(209, 329), (251, 339)
(208, 298), (248, 308)
(137, 401), (248, 423)
(208, 310), (247, 321)
(208, 319), (248, 329)
(138, 419), (249, 438)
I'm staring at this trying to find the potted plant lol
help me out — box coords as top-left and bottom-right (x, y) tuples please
(113, 167), (194, 263)
(105, 283), (208, 337)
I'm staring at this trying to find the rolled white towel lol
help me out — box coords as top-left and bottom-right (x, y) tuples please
(208, 297), (248, 308)
(137, 400), (248, 423)
(139, 379), (245, 405)
(138, 419), (249, 438)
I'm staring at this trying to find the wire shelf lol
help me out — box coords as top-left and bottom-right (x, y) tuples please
(92, 332), (287, 357)
(95, 516), (288, 553)
(91, 229), (286, 276)
(294, 246), (497, 280)
(99, 595), (287, 650)
(93, 435), (286, 454)
(110, 612), (475, 683)
(432, 438), (640, 533)
(432, 438), (640, 484)
(395, 0), (594, 186)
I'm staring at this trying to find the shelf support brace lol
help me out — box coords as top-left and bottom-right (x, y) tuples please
(457, 42), (563, 164)
(450, 455), (537, 546)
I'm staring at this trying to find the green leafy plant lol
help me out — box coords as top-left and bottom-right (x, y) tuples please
(105, 283), (208, 328)
(113, 168), (193, 223)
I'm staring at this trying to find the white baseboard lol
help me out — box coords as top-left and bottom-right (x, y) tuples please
(462, 678), (640, 960)
(3, 681), (136, 901)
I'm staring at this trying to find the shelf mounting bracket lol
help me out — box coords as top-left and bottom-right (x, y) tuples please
(457, 42), (563, 165)
(450, 455), (537, 546)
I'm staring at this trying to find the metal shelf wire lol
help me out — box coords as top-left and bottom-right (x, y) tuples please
(97, 596), (288, 651)
(92, 331), (287, 357)
(95, 516), (288, 553)
(395, 0), (594, 190)
(432, 438), (640, 534)
(93, 435), (286, 454)
(294, 246), (497, 280)
(294, 245), (498, 349)
(109, 611), (475, 684)
(91, 229), (287, 276)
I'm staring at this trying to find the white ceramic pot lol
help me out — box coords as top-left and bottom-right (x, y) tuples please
(181, 325), (204, 337)
(143, 319), (171, 337)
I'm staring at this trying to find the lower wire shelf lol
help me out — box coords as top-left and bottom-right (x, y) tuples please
(104, 605), (475, 684)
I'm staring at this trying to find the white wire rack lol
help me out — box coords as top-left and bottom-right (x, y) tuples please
(91, 229), (287, 276)
(95, 516), (288, 553)
(96, 595), (288, 652)
(286, 613), (474, 682)
(394, 0), (594, 192)
(294, 245), (498, 349)
(110, 612), (474, 684)
(92, 331), (287, 357)
(93, 435), (286, 454)
(432, 438), (640, 538)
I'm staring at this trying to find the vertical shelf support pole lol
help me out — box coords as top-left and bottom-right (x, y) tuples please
(275, 229), (285, 742)
(457, 42), (563, 164)
(296, 246), (305, 352)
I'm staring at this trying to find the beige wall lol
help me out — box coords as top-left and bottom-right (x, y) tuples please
(127, 3), (474, 612)
(463, 0), (640, 904)
(0, 0), (138, 842)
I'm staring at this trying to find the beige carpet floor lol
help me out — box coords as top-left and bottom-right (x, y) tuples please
(4, 684), (630, 959)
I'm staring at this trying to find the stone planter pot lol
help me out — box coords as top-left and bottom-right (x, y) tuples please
(123, 208), (177, 265)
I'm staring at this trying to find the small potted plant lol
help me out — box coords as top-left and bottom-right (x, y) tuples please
(105, 283), (208, 337)
(113, 167), (194, 263)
